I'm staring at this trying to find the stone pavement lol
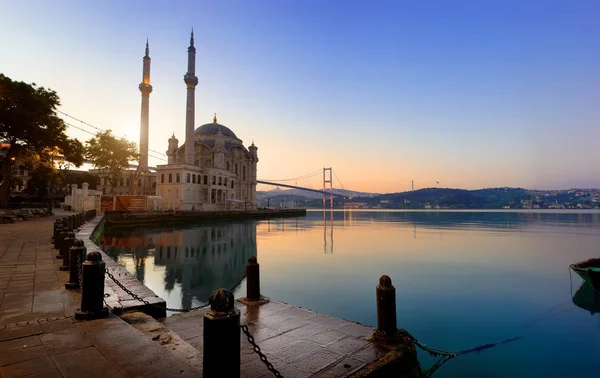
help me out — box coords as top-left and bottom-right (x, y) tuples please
(0, 212), (201, 377)
(159, 300), (395, 378)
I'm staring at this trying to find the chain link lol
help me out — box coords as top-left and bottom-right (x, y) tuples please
(241, 324), (284, 378)
(104, 268), (211, 312)
(1, 315), (73, 330)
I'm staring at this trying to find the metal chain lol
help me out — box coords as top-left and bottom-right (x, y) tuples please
(104, 268), (210, 312)
(1, 315), (73, 330)
(240, 324), (284, 378)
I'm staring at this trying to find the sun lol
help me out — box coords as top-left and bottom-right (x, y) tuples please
(121, 120), (140, 146)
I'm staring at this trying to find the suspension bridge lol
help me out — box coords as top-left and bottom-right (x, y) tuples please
(257, 167), (349, 207)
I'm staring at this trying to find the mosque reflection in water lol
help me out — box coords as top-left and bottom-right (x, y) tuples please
(100, 222), (256, 308)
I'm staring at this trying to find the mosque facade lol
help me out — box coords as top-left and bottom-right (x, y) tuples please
(154, 30), (258, 211)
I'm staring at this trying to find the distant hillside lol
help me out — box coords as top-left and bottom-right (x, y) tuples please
(256, 186), (600, 209)
(370, 187), (530, 209)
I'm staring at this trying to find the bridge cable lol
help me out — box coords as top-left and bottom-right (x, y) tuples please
(58, 110), (166, 157)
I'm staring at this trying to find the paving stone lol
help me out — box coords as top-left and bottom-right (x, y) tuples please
(305, 329), (347, 347)
(337, 323), (374, 338)
(271, 340), (322, 364)
(349, 343), (390, 363)
(39, 326), (92, 355)
(324, 336), (369, 356)
(290, 347), (344, 374)
(311, 357), (367, 377)
(52, 346), (124, 377)
(0, 356), (56, 378)
(39, 318), (74, 333)
(0, 323), (43, 342)
(0, 345), (48, 367)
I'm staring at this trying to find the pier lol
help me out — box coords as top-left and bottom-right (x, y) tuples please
(0, 212), (420, 377)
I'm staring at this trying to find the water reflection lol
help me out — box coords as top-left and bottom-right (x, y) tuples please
(572, 283), (600, 315)
(100, 222), (256, 309)
(324, 209), (334, 254)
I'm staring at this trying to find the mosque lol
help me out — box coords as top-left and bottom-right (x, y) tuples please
(96, 30), (259, 211)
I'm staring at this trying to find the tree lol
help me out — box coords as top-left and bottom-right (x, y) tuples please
(0, 74), (84, 207)
(85, 130), (138, 194)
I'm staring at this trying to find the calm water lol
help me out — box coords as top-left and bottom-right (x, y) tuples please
(100, 210), (600, 377)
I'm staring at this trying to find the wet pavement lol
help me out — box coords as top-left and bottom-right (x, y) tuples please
(160, 300), (390, 377)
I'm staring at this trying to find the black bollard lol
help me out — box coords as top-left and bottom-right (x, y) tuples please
(246, 256), (261, 301)
(53, 225), (64, 250)
(52, 220), (61, 241)
(79, 212), (84, 226)
(204, 289), (240, 377)
(373, 275), (402, 344)
(56, 229), (68, 259)
(60, 232), (76, 271)
(65, 239), (86, 289)
(75, 251), (108, 320)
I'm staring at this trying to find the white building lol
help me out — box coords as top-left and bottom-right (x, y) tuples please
(155, 30), (258, 211)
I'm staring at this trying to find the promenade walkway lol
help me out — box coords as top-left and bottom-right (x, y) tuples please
(0, 212), (201, 377)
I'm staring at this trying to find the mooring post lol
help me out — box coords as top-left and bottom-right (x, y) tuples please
(75, 251), (108, 320)
(52, 219), (60, 241)
(65, 239), (86, 289)
(373, 275), (402, 344)
(56, 229), (68, 259)
(59, 232), (75, 271)
(203, 289), (240, 377)
(67, 215), (74, 231)
(246, 256), (260, 301)
(53, 225), (64, 250)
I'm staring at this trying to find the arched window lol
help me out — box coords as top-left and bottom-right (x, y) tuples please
(203, 175), (208, 185)
(235, 163), (238, 174)
(231, 180), (234, 188)
(176, 173), (180, 183)
(218, 177), (222, 185)
(186, 173), (190, 183)
(168, 173), (172, 183)
(195, 160), (200, 166)
(192, 174), (196, 184)
(161, 174), (164, 183)
(243, 165), (246, 181)
(226, 161), (230, 170)
(212, 176), (216, 185)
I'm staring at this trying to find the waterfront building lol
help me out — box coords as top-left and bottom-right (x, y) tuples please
(154, 30), (258, 211)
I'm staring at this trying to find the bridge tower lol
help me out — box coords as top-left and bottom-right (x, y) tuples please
(323, 167), (333, 209)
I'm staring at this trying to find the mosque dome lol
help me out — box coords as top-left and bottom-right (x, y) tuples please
(194, 114), (237, 138)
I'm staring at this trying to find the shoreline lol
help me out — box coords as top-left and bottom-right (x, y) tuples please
(102, 208), (307, 227)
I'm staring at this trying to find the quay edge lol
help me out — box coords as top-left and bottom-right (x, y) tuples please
(103, 208), (307, 227)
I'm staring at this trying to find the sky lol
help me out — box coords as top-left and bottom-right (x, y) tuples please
(1, 0), (599, 193)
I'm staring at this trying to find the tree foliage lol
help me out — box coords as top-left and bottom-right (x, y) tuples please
(85, 130), (138, 194)
(0, 74), (84, 207)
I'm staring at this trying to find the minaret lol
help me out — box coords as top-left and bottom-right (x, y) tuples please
(138, 39), (152, 172)
(183, 28), (198, 165)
